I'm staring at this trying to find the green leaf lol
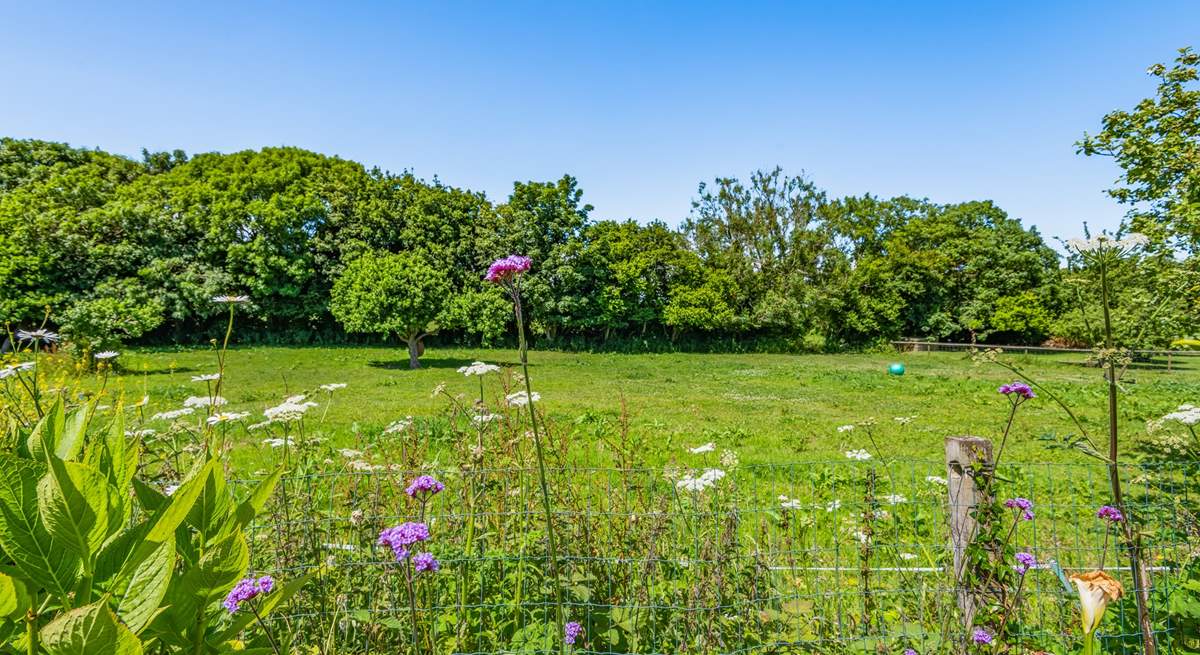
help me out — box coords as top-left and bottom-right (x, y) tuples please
(234, 467), (282, 528)
(186, 530), (249, 604)
(144, 458), (213, 548)
(38, 458), (112, 566)
(0, 455), (79, 597)
(110, 535), (175, 634)
(26, 397), (65, 462)
(40, 600), (143, 655)
(57, 402), (91, 462)
(186, 460), (234, 544)
(0, 571), (27, 617)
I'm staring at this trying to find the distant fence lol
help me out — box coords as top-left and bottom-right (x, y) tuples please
(244, 447), (1199, 654)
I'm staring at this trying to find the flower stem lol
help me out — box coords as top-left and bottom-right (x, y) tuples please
(511, 286), (566, 654)
(249, 604), (282, 655)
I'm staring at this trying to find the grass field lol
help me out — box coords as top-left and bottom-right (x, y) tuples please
(88, 344), (1200, 471)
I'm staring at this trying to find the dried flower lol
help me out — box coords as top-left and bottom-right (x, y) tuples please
(1070, 570), (1124, 638)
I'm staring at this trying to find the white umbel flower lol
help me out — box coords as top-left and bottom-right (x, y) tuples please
(207, 411), (249, 425)
(191, 373), (221, 382)
(845, 449), (872, 461)
(458, 361), (501, 376)
(688, 442), (716, 454)
(506, 391), (540, 407)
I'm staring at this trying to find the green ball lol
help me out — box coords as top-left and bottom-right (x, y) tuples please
(888, 362), (906, 376)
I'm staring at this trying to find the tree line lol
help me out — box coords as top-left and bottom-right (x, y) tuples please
(1, 49), (1196, 353)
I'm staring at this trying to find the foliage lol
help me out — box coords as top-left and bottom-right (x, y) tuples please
(55, 278), (165, 354)
(330, 250), (451, 368)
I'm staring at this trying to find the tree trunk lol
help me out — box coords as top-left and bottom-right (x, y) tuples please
(406, 336), (422, 369)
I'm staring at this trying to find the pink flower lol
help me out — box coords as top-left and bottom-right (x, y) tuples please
(485, 255), (532, 283)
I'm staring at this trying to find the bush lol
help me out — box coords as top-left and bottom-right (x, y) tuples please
(55, 278), (164, 354)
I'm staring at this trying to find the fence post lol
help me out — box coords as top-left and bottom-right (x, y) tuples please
(945, 436), (993, 634)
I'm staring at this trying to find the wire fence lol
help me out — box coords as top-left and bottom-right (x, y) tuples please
(243, 457), (1200, 654)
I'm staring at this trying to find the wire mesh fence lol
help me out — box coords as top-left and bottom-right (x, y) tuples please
(242, 457), (1200, 654)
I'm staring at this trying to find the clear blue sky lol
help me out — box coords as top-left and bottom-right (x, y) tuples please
(3, 2), (1197, 242)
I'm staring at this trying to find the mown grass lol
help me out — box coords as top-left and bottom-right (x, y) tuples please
(87, 344), (1200, 472)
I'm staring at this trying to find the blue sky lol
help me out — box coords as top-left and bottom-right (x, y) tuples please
(2, 2), (1197, 242)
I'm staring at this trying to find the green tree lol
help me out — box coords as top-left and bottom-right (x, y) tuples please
(329, 250), (450, 368)
(1078, 47), (1200, 254)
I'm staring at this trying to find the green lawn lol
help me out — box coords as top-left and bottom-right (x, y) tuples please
(92, 344), (1200, 472)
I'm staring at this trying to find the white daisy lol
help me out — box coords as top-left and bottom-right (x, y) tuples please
(183, 396), (226, 408)
(152, 407), (195, 421)
(207, 411), (249, 425)
(926, 475), (948, 486)
(845, 449), (872, 461)
(15, 329), (59, 343)
(212, 295), (250, 304)
(94, 351), (119, 360)
(191, 373), (221, 382)
(688, 442), (716, 454)
(836, 424), (855, 433)
(320, 383), (347, 391)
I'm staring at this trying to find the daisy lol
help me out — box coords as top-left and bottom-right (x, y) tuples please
(94, 351), (119, 360)
(688, 442), (716, 454)
(191, 373), (221, 382)
(207, 412), (249, 425)
(212, 295), (250, 304)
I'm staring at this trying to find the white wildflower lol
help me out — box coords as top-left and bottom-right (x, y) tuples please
(899, 552), (918, 561)
(338, 448), (363, 458)
(152, 407), (195, 421)
(191, 373), (221, 382)
(384, 417), (413, 434)
(262, 437), (293, 449)
(926, 475), (948, 486)
(264, 397), (318, 422)
(845, 449), (872, 461)
(688, 442), (716, 454)
(1162, 404), (1200, 426)
(472, 412), (501, 426)
(15, 329), (59, 343)
(779, 495), (804, 511)
(94, 351), (119, 360)
(893, 415), (915, 425)
(506, 391), (540, 407)
(458, 361), (501, 376)
(183, 396), (226, 408)
(323, 543), (357, 552)
(207, 411), (249, 425)
(836, 424), (855, 433)
(825, 499), (842, 512)
(720, 449), (739, 468)
(883, 494), (907, 505)
(164, 484), (180, 496)
(212, 295), (250, 304)
(320, 383), (347, 392)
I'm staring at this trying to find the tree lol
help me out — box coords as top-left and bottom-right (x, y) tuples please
(329, 251), (450, 368)
(1078, 47), (1200, 254)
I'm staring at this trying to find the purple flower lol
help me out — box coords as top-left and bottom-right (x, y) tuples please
(998, 381), (1035, 399)
(971, 627), (993, 645)
(903, 650), (919, 655)
(378, 522), (430, 561)
(485, 255), (532, 283)
(405, 475), (445, 499)
(1014, 551), (1036, 574)
(1004, 497), (1035, 521)
(222, 575), (275, 613)
(564, 621), (584, 646)
(1097, 505), (1125, 523)
(412, 551), (440, 573)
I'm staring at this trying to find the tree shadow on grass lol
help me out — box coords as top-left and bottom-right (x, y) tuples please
(120, 365), (198, 376)
(367, 357), (520, 371)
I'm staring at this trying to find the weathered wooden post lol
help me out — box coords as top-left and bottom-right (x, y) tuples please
(945, 436), (993, 633)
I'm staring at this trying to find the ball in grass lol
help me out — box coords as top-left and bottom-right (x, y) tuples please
(888, 362), (906, 376)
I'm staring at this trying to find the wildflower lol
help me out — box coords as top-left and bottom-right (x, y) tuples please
(883, 494), (907, 505)
(15, 329), (59, 343)
(1070, 570), (1124, 644)
(998, 381), (1035, 399)
(825, 499), (842, 512)
(212, 295), (250, 304)
(971, 627), (993, 645)
(778, 495), (803, 510)
(893, 416), (915, 425)
(94, 351), (119, 360)
(323, 543), (356, 552)
(264, 397), (318, 422)
(1014, 551), (1036, 574)
(349, 509), (364, 526)
(904, 649), (918, 655)
(472, 412), (500, 426)
(845, 449), (872, 461)
(720, 449), (739, 468)
(926, 475), (948, 486)
(152, 407), (195, 421)
(223, 575), (274, 613)
(262, 437), (293, 449)
(506, 390), (540, 407)
(191, 373), (221, 382)
(405, 475), (445, 499)
(564, 621), (584, 646)
(1004, 497), (1035, 521)
(384, 417), (413, 434)
(457, 361), (501, 376)
(132, 395), (150, 408)
(1066, 232), (1149, 255)
(1161, 404), (1200, 426)
(1096, 505), (1124, 523)
(675, 468), (725, 493)
(412, 552), (440, 573)
(378, 522), (430, 561)
(183, 395), (227, 408)
(688, 442), (716, 454)
(207, 411), (249, 425)
(338, 448), (363, 458)
(0, 362), (35, 380)
(484, 255), (532, 283)
(899, 552), (918, 561)
(320, 382), (347, 391)
(836, 424), (855, 433)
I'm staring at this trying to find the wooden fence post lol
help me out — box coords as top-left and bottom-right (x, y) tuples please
(945, 436), (993, 634)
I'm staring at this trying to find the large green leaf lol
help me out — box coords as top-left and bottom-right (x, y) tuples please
(144, 458), (213, 548)
(187, 529), (250, 604)
(56, 402), (91, 462)
(0, 455), (79, 597)
(0, 571), (28, 617)
(40, 600), (143, 655)
(37, 458), (112, 565)
(186, 461), (234, 544)
(234, 467), (282, 529)
(110, 535), (175, 634)
(26, 397), (65, 462)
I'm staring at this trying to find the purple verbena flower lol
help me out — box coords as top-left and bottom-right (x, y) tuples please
(564, 621), (584, 646)
(1004, 497), (1034, 521)
(222, 575), (275, 613)
(378, 522), (430, 561)
(405, 474), (445, 499)
(1014, 551), (1036, 574)
(1097, 504), (1124, 523)
(971, 627), (994, 645)
(998, 381), (1036, 399)
(903, 649), (919, 655)
(412, 551), (440, 573)
(485, 255), (532, 283)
